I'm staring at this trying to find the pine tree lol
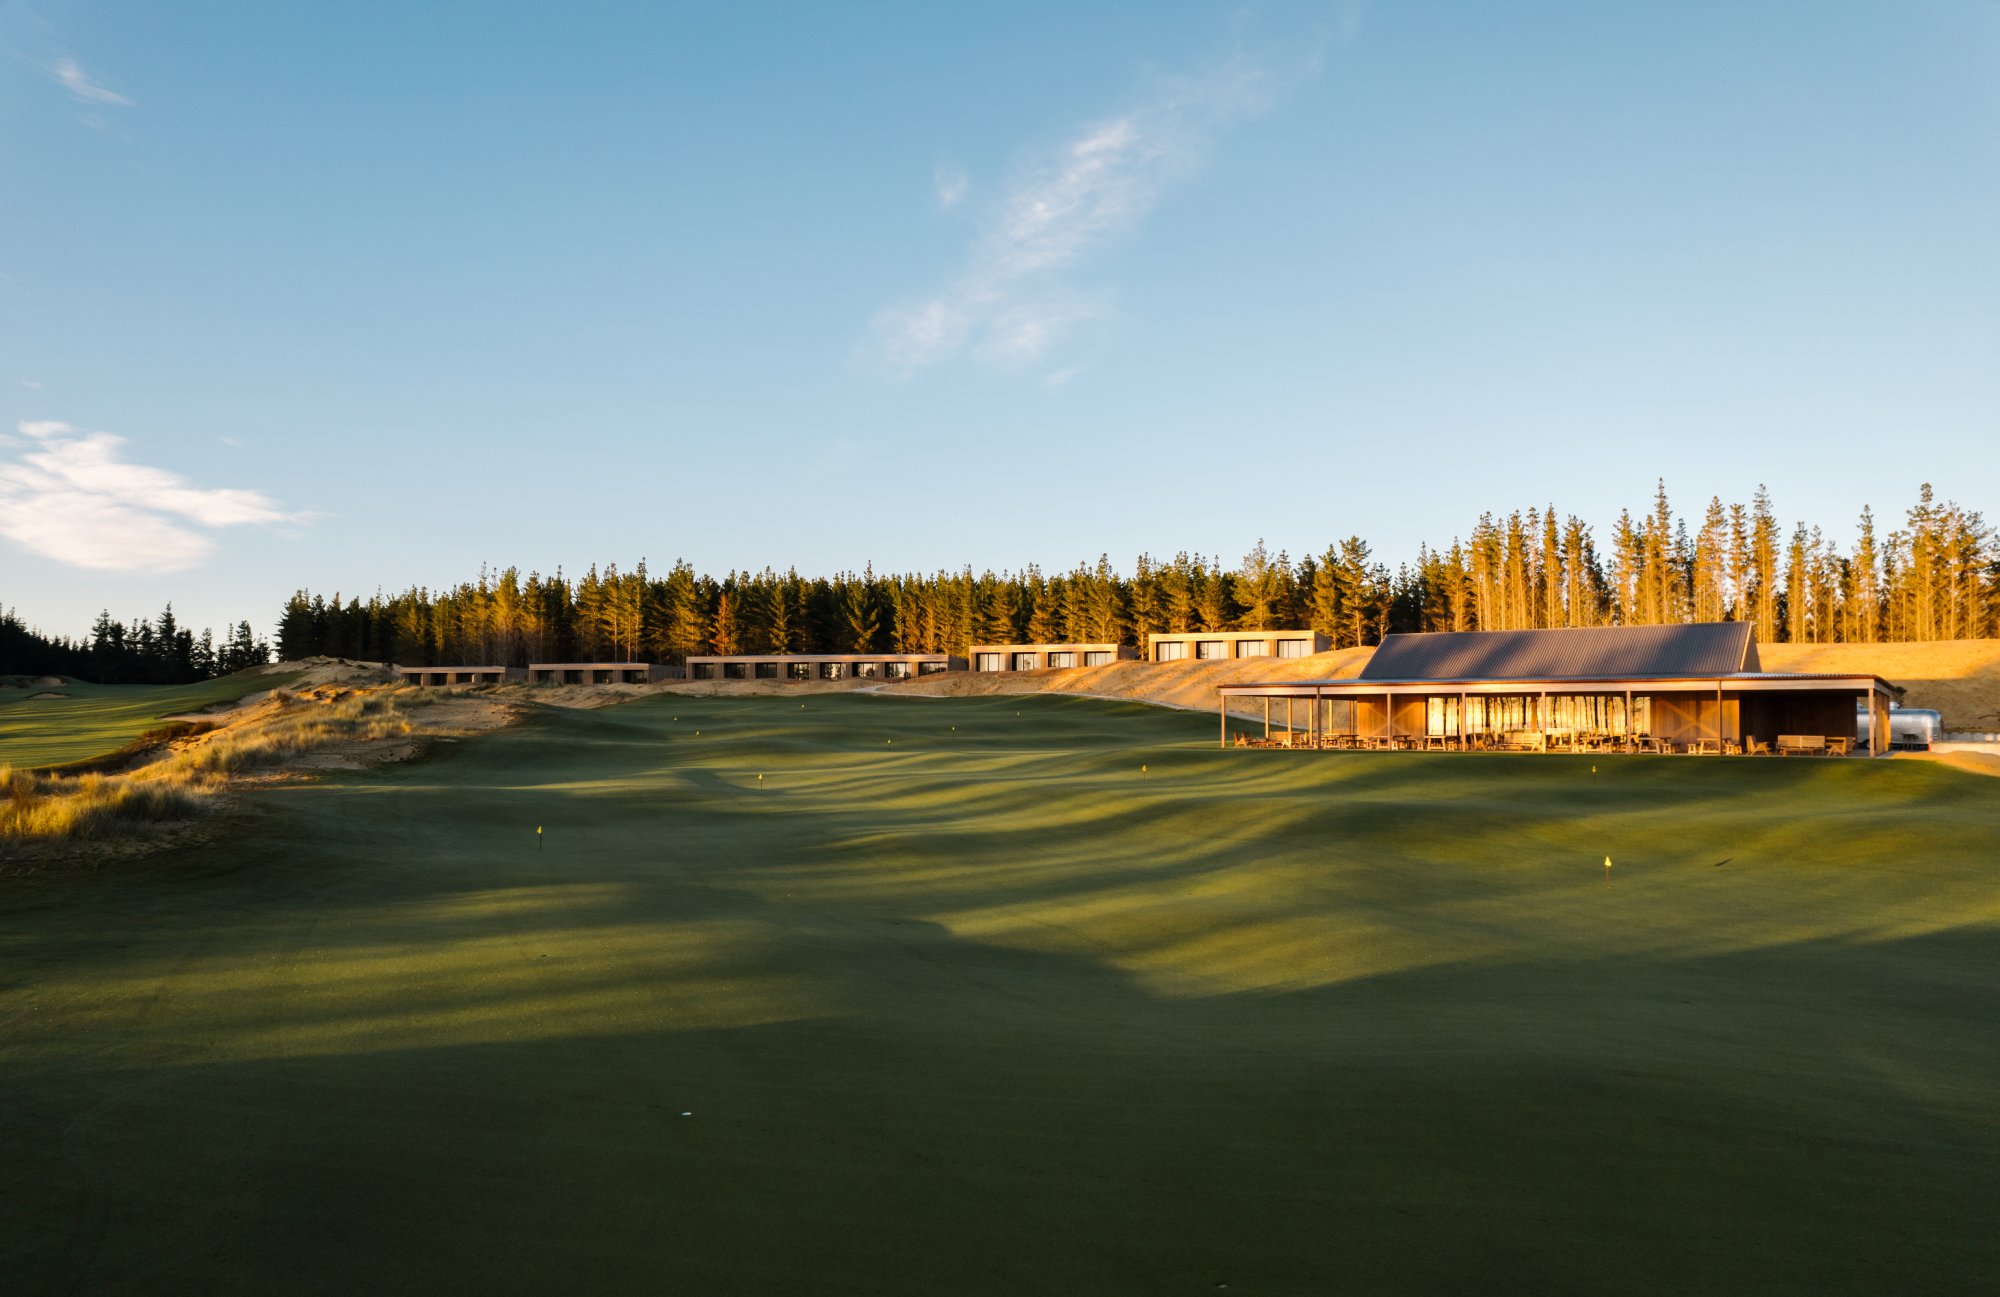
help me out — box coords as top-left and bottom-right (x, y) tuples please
(1750, 486), (1780, 641)
(1234, 540), (1281, 630)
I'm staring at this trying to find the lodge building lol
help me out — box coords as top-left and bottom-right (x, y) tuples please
(1148, 630), (1330, 662)
(1217, 623), (1899, 756)
(685, 653), (960, 681)
(970, 643), (1138, 672)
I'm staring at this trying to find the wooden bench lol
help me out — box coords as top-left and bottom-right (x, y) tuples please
(1776, 734), (1828, 756)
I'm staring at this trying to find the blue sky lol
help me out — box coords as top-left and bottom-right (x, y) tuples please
(3, 1), (1996, 639)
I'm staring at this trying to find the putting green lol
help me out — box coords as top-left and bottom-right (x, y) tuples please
(0, 671), (302, 770)
(3, 694), (1997, 1294)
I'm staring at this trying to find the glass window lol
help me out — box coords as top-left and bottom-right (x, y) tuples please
(1276, 638), (1308, 658)
(754, 662), (779, 679)
(787, 661), (812, 680)
(819, 662), (846, 680)
(1012, 652), (1040, 671)
(918, 661), (947, 675)
(885, 661), (910, 679)
(1155, 641), (1187, 662)
(723, 662), (748, 680)
(1084, 650), (1112, 666)
(1047, 651), (1075, 668)
(1235, 639), (1269, 657)
(855, 661), (880, 678)
(975, 653), (1003, 672)
(691, 663), (716, 680)
(1196, 640), (1227, 660)
(1426, 696), (1460, 736)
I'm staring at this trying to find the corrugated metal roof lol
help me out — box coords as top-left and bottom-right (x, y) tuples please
(1357, 623), (1756, 682)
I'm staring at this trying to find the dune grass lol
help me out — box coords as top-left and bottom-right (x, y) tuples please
(0, 670), (302, 770)
(2, 694), (1997, 1294)
(1, 687), (419, 841)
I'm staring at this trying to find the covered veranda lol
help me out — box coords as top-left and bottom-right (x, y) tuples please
(1217, 673), (1900, 757)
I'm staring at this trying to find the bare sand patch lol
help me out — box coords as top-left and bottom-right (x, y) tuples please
(883, 648), (1376, 715)
(1760, 640), (2000, 731)
(1896, 750), (2000, 779)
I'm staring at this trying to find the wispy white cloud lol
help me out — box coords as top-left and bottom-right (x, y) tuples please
(933, 162), (969, 211)
(18, 379), (42, 390)
(0, 421), (297, 572)
(51, 56), (130, 106)
(869, 50), (1305, 375)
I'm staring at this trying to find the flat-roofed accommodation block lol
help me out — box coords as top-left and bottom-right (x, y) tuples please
(395, 666), (527, 686)
(1147, 630), (1330, 663)
(969, 643), (1138, 672)
(684, 653), (962, 682)
(1216, 623), (1900, 756)
(526, 662), (676, 684)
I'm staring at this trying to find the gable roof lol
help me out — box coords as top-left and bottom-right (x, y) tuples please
(1358, 623), (1758, 683)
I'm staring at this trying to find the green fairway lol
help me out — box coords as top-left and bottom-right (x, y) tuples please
(0, 671), (302, 770)
(3, 694), (1997, 1295)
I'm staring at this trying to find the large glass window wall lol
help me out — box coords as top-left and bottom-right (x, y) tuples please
(1444, 694), (1651, 736)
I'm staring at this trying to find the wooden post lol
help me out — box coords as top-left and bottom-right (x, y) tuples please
(1264, 696), (1270, 740)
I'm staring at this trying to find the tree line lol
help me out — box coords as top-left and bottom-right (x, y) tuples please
(273, 483), (1996, 668)
(1, 606), (272, 684)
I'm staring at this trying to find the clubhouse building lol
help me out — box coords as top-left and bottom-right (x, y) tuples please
(1217, 623), (1900, 756)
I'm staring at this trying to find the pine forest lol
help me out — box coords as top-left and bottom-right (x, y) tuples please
(273, 483), (1998, 668)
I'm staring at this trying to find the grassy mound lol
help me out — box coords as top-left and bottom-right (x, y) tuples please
(0, 669), (303, 770)
(2, 694), (1996, 1293)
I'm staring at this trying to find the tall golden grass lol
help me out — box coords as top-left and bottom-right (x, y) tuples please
(2, 687), (426, 840)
